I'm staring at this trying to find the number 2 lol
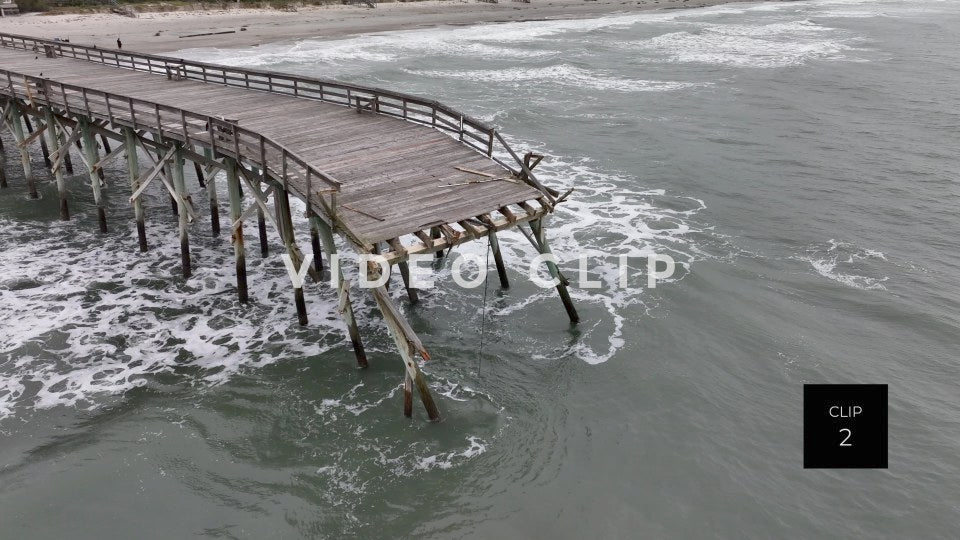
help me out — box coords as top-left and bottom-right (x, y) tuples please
(839, 428), (852, 447)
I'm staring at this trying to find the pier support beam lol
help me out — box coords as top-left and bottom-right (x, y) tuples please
(248, 167), (268, 257)
(431, 227), (443, 260)
(278, 189), (308, 326)
(61, 129), (74, 174)
(235, 163), (318, 321)
(22, 113), (50, 169)
(404, 373), (414, 418)
(0, 114), (8, 188)
(171, 144), (191, 278)
(203, 148), (220, 238)
(367, 267), (440, 421)
(256, 193), (269, 257)
(123, 128), (148, 252)
(6, 103), (37, 199)
(313, 216), (368, 368)
(309, 214), (324, 274)
(529, 217), (578, 324)
(397, 261), (418, 304)
(83, 130), (105, 183)
(99, 134), (112, 160)
(193, 160), (205, 188)
(225, 157), (249, 303)
(488, 229), (509, 289)
(151, 133), (177, 216)
(373, 243), (392, 289)
(79, 117), (107, 232)
(42, 108), (69, 220)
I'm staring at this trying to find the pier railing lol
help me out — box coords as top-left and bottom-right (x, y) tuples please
(1, 68), (342, 214)
(0, 32), (559, 203)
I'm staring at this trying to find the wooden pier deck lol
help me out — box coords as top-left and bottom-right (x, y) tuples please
(0, 32), (578, 421)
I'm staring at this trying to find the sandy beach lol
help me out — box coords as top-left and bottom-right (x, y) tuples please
(0, 0), (765, 53)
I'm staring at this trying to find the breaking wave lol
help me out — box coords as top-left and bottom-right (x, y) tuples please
(407, 65), (699, 92)
(795, 239), (890, 290)
(631, 20), (859, 68)
(0, 211), (343, 417)
(177, 25), (562, 68)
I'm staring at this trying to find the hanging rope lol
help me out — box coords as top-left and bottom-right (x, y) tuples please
(477, 237), (492, 376)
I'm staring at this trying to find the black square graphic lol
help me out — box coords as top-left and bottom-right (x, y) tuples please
(804, 384), (887, 469)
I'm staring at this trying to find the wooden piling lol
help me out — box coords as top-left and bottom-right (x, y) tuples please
(152, 133), (177, 216)
(530, 218), (578, 323)
(488, 229), (509, 288)
(247, 167), (268, 257)
(86, 132), (105, 182)
(61, 131), (74, 174)
(193, 160), (205, 188)
(8, 103), (37, 199)
(314, 216), (368, 368)
(171, 145), (191, 278)
(257, 207), (268, 257)
(404, 373), (414, 418)
(309, 214), (324, 274)
(368, 276), (440, 421)
(96, 133), (111, 181)
(79, 117), (107, 232)
(223, 157), (249, 304)
(43, 108), (69, 220)
(372, 242), (392, 289)
(0, 137), (7, 187)
(203, 148), (220, 237)
(412, 371), (440, 421)
(123, 128), (148, 252)
(397, 261), (419, 304)
(278, 189), (308, 326)
(22, 113), (51, 169)
(99, 134), (111, 156)
(431, 227), (443, 259)
(225, 157), (249, 303)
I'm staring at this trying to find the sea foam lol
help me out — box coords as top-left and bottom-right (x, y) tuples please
(406, 65), (699, 93)
(632, 19), (857, 68)
(796, 239), (890, 290)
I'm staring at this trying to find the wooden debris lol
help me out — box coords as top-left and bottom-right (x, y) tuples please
(179, 30), (236, 39)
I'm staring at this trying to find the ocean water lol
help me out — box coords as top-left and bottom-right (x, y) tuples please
(2, 0), (959, 536)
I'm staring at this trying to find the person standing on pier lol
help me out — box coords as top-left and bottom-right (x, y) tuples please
(116, 38), (122, 49)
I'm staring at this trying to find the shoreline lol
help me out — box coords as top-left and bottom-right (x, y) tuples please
(0, 0), (777, 54)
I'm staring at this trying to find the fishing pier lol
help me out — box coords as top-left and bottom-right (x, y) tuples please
(0, 32), (578, 421)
